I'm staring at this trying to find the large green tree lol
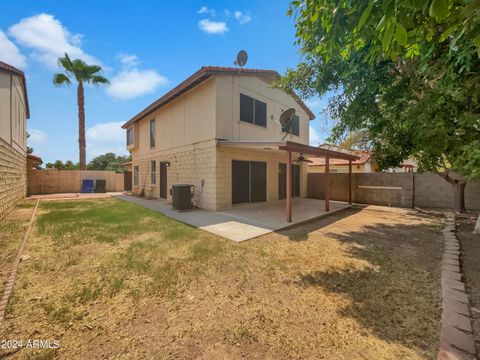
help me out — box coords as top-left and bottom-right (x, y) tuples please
(53, 53), (109, 170)
(87, 152), (131, 173)
(280, 0), (480, 217)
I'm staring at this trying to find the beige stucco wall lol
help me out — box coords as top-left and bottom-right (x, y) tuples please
(0, 71), (27, 153)
(28, 170), (124, 195)
(216, 146), (308, 211)
(126, 73), (312, 210)
(0, 70), (28, 220)
(130, 77), (216, 156)
(215, 75), (310, 144)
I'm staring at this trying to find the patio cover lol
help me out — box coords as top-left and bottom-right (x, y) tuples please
(218, 140), (359, 222)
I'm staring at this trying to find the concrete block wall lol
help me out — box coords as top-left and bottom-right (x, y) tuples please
(308, 173), (351, 202)
(414, 172), (480, 210)
(0, 138), (26, 220)
(132, 140), (218, 210)
(355, 173), (413, 208)
(308, 172), (480, 210)
(27, 170), (124, 194)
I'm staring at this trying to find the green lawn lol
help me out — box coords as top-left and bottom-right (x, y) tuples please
(0, 198), (443, 359)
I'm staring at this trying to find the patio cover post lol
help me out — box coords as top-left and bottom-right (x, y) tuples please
(286, 151), (292, 222)
(325, 156), (330, 211)
(348, 160), (352, 204)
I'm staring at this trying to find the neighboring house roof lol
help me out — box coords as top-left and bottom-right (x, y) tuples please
(121, 66), (315, 129)
(308, 144), (373, 166)
(27, 154), (43, 168)
(0, 61), (30, 119)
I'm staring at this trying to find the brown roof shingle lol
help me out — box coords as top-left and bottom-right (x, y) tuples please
(121, 66), (315, 129)
(0, 61), (30, 119)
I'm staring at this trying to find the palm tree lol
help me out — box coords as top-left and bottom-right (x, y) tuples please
(53, 53), (109, 170)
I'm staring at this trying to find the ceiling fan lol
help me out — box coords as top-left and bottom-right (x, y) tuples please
(294, 153), (313, 163)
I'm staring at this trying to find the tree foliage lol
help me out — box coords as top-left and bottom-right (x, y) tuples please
(53, 53), (109, 170)
(280, 0), (480, 182)
(87, 152), (131, 173)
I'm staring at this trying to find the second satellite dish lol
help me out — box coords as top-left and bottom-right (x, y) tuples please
(234, 50), (248, 67)
(280, 108), (296, 140)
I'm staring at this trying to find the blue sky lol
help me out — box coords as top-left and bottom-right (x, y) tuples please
(0, 0), (333, 164)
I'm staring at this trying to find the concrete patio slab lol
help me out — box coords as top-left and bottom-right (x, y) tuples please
(115, 195), (350, 242)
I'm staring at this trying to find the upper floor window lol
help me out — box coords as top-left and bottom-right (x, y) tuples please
(151, 160), (157, 185)
(150, 119), (156, 148)
(126, 127), (134, 146)
(282, 115), (300, 136)
(240, 94), (267, 127)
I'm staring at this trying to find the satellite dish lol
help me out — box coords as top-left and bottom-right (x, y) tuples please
(279, 108), (296, 140)
(234, 50), (248, 67)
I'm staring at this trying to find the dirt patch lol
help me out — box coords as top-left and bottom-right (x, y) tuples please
(0, 203), (34, 296)
(0, 200), (443, 359)
(457, 214), (480, 355)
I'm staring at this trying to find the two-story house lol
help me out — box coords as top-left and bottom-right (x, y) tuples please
(122, 66), (357, 217)
(0, 61), (30, 220)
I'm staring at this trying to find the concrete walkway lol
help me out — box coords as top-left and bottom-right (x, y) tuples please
(116, 195), (350, 242)
(29, 192), (124, 201)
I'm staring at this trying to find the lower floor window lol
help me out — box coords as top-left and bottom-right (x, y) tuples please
(151, 160), (157, 185)
(133, 165), (139, 186)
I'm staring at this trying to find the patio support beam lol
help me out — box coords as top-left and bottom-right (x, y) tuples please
(286, 151), (292, 222)
(348, 160), (352, 204)
(325, 156), (330, 211)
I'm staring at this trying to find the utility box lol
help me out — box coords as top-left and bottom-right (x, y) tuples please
(172, 184), (194, 211)
(95, 179), (107, 193)
(81, 179), (94, 193)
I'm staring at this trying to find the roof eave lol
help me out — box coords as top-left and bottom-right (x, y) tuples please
(121, 66), (315, 129)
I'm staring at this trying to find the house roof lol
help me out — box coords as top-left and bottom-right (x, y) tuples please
(308, 144), (372, 166)
(27, 154), (43, 166)
(121, 66), (315, 129)
(0, 61), (30, 119)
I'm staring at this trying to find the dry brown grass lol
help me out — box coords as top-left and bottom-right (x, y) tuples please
(0, 199), (443, 359)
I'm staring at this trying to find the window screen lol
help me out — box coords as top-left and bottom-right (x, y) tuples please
(240, 94), (267, 127)
(282, 115), (300, 136)
(127, 128), (134, 146)
(240, 94), (254, 124)
(254, 100), (267, 127)
(151, 160), (156, 185)
(133, 166), (139, 186)
(150, 119), (156, 148)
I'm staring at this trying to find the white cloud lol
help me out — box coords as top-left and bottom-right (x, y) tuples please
(28, 128), (48, 147)
(198, 6), (216, 17)
(198, 19), (228, 34)
(118, 53), (139, 68)
(309, 126), (321, 147)
(8, 13), (99, 69)
(234, 11), (252, 25)
(0, 31), (27, 69)
(107, 68), (168, 100)
(86, 121), (128, 158)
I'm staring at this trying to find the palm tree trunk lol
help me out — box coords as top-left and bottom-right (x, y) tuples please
(77, 81), (86, 170)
